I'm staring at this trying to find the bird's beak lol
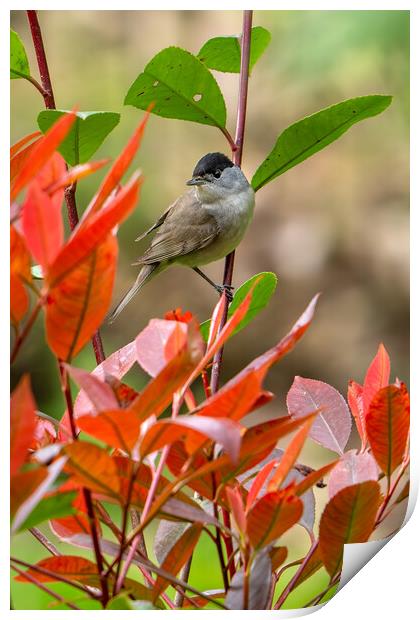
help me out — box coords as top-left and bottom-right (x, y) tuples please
(186, 176), (206, 186)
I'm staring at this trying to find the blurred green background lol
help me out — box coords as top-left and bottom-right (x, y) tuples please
(10, 10), (409, 610)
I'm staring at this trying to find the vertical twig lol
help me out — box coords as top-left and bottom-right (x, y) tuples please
(274, 540), (319, 609)
(26, 10), (105, 364)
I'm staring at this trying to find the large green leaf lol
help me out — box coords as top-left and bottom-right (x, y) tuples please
(37, 110), (120, 165)
(124, 47), (226, 128)
(251, 95), (392, 192)
(10, 29), (30, 79)
(198, 26), (271, 74)
(16, 491), (77, 532)
(200, 272), (277, 341)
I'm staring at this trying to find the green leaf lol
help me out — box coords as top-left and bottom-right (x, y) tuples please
(16, 491), (77, 532)
(37, 110), (120, 166)
(251, 95), (393, 192)
(198, 26), (271, 74)
(106, 594), (159, 610)
(124, 46), (226, 129)
(200, 272), (277, 341)
(10, 29), (30, 79)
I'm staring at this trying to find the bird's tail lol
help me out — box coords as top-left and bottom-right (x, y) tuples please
(108, 264), (158, 324)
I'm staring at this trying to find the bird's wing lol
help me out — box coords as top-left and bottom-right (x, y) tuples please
(136, 191), (220, 265)
(135, 206), (172, 241)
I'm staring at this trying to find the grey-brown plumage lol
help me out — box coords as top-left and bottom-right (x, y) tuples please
(108, 152), (254, 323)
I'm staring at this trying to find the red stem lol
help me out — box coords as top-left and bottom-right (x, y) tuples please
(274, 540), (319, 609)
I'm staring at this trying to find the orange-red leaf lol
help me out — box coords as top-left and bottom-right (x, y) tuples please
(11, 225), (31, 281)
(63, 441), (121, 497)
(11, 375), (36, 475)
(11, 468), (47, 517)
(47, 173), (141, 288)
(77, 409), (141, 453)
(11, 110), (76, 200)
(10, 130), (42, 158)
(268, 419), (314, 492)
(246, 460), (277, 511)
(11, 273), (29, 325)
(153, 523), (202, 600)
(22, 180), (64, 269)
(226, 486), (247, 533)
(270, 546), (288, 572)
(45, 234), (117, 360)
(365, 384), (410, 478)
(14, 555), (98, 583)
(319, 481), (382, 577)
(347, 380), (366, 450)
(86, 108), (151, 216)
(10, 137), (43, 185)
(45, 159), (110, 195)
(246, 489), (303, 549)
(363, 343), (391, 415)
(35, 152), (67, 210)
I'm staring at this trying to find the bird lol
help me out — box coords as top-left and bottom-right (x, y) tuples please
(108, 152), (255, 323)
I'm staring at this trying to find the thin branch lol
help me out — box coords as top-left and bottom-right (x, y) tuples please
(29, 527), (60, 556)
(11, 298), (43, 364)
(174, 556), (193, 608)
(22, 74), (49, 99)
(274, 540), (319, 609)
(375, 458), (410, 527)
(303, 574), (340, 608)
(11, 563), (80, 610)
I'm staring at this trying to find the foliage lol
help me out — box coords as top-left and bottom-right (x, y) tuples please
(10, 11), (407, 612)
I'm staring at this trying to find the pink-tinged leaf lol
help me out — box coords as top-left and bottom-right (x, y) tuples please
(22, 180), (64, 269)
(226, 486), (247, 533)
(246, 488), (303, 549)
(64, 364), (119, 412)
(11, 375), (36, 476)
(47, 173), (141, 288)
(365, 384), (410, 479)
(45, 159), (110, 195)
(10, 130), (42, 158)
(363, 343), (391, 415)
(348, 380), (366, 451)
(31, 417), (57, 450)
(11, 110), (76, 200)
(246, 460), (277, 511)
(141, 415), (242, 463)
(207, 294), (228, 349)
(194, 294), (320, 422)
(319, 481), (382, 577)
(86, 108), (152, 216)
(73, 341), (137, 418)
(287, 377), (352, 454)
(268, 419), (314, 492)
(136, 319), (188, 377)
(328, 450), (379, 498)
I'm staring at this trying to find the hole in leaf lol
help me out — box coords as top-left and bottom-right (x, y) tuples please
(193, 93), (202, 102)
(153, 81), (159, 87)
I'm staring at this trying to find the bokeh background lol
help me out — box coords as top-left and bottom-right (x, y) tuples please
(10, 10), (409, 610)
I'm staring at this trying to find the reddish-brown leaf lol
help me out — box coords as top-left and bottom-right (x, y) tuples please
(226, 486), (247, 533)
(270, 546), (288, 572)
(363, 343), (391, 415)
(45, 234), (117, 360)
(11, 273), (29, 325)
(64, 441), (121, 498)
(347, 380), (367, 450)
(47, 173), (141, 288)
(246, 460), (277, 511)
(328, 450), (379, 498)
(152, 523), (202, 600)
(11, 375), (36, 476)
(11, 110), (76, 200)
(365, 384), (410, 478)
(136, 318), (188, 377)
(45, 159), (110, 195)
(287, 377), (351, 454)
(10, 130), (42, 158)
(85, 109), (151, 217)
(21, 180), (64, 269)
(77, 409), (141, 453)
(319, 481), (382, 577)
(246, 488), (303, 549)
(14, 555), (98, 583)
(268, 419), (315, 492)
(50, 488), (92, 541)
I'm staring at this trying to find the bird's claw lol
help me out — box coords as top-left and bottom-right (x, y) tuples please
(216, 284), (234, 303)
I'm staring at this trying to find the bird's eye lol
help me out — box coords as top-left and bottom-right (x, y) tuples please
(214, 169), (221, 178)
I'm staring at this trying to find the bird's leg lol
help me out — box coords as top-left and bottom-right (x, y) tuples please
(192, 267), (234, 302)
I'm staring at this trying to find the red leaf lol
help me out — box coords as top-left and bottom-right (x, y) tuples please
(270, 546), (288, 572)
(10, 225), (31, 281)
(22, 180), (64, 269)
(14, 555), (98, 583)
(11, 273), (29, 325)
(64, 441), (121, 497)
(45, 159), (110, 195)
(50, 488), (92, 541)
(365, 384), (410, 478)
(11, 468), (47, 518)
(35, 152), (67, 210)
(10, 130), (42, 158)
(65, 364), (119, 412)
(30, 417), (57, 450)
(363, 343), (391, 415)
(319, 481), (382, 577)
(194, 294), (320, 422)
(207, 294), (228, 349)
(45, 234), (117, 360)
(47, 173), (141, 288)
(11, 375), (36, 475)
(287, 377), (351, 454)
(152, 523), (202, 601)
(10, 137), (43, 186)
(328, 450), (379, 498)
(246, 488), (303, 549)
(77, 409), (141, 454)
(267, 419), (314, 492)
(136, 318), (188, 377)
(86, 108), (151, 216)
(11, 110), (76, 200)
(246, 460), (277, 511)
(347, 380), (366, 450)
(226, 486), (247, 533)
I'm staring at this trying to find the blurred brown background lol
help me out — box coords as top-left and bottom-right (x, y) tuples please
(11, 10), (409, 420)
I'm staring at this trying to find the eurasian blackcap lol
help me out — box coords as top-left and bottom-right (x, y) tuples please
(108, 152), (255, 323)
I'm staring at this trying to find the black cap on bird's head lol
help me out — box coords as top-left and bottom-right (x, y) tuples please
(186, 152), (235, 186)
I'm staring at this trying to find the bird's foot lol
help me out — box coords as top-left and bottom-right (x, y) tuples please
(215, 284), (235, 303)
